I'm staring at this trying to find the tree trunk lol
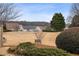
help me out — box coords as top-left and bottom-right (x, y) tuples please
(0, 25), (3, 47)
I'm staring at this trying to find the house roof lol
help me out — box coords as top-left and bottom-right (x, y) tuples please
(23, 25), (45, 29)
(19, 21), (50, 26)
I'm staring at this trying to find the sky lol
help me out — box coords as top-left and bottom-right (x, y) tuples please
(15, 3), (72, 23)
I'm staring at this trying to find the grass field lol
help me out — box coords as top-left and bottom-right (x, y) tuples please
(0, 32), (60, 55)
(3, 32), (60, 47)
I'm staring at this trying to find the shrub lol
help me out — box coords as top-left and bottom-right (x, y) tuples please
(16, 42), (35, 49)
(8, 42), (71, 56)
(56, 27), (79, 54)
(7, 47), (16, 53)
(15, 47), (71, 56)
(28, 48), (71, 56)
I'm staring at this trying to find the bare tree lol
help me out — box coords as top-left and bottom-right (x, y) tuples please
(0, 3), (21, 47)
(0, 4), (21, 30)
(68, 3), (79, 27)
(34, 32), (44, 44)
(33, 29), (46, 45)
(71, 15), (79, 27)
(71, 3), (79, 16)
(0, 3), (20, 23)
(66, 16), (73, 24)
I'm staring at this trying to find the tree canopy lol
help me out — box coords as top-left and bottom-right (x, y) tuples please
(50, 13), (65, 31)
(0, 3), (21, 31)
(69, 4), (79, 27)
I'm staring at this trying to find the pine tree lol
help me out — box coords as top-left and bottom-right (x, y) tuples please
(51, 13), (65, 31)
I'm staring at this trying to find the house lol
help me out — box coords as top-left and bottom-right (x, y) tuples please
(0, 21), (50, 32)
(5, 22), (19, 31)
(19, 22), (50, 32)
(21, 25), (42, 32)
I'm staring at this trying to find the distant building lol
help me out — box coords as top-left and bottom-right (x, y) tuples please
(2, 21), (50, 32)
(6, 22), (19, 31)
(20, 22), (50, 32)
(21, 26), (42, 32)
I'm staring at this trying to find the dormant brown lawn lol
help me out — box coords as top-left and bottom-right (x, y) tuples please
(0, 32), (60, 55)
